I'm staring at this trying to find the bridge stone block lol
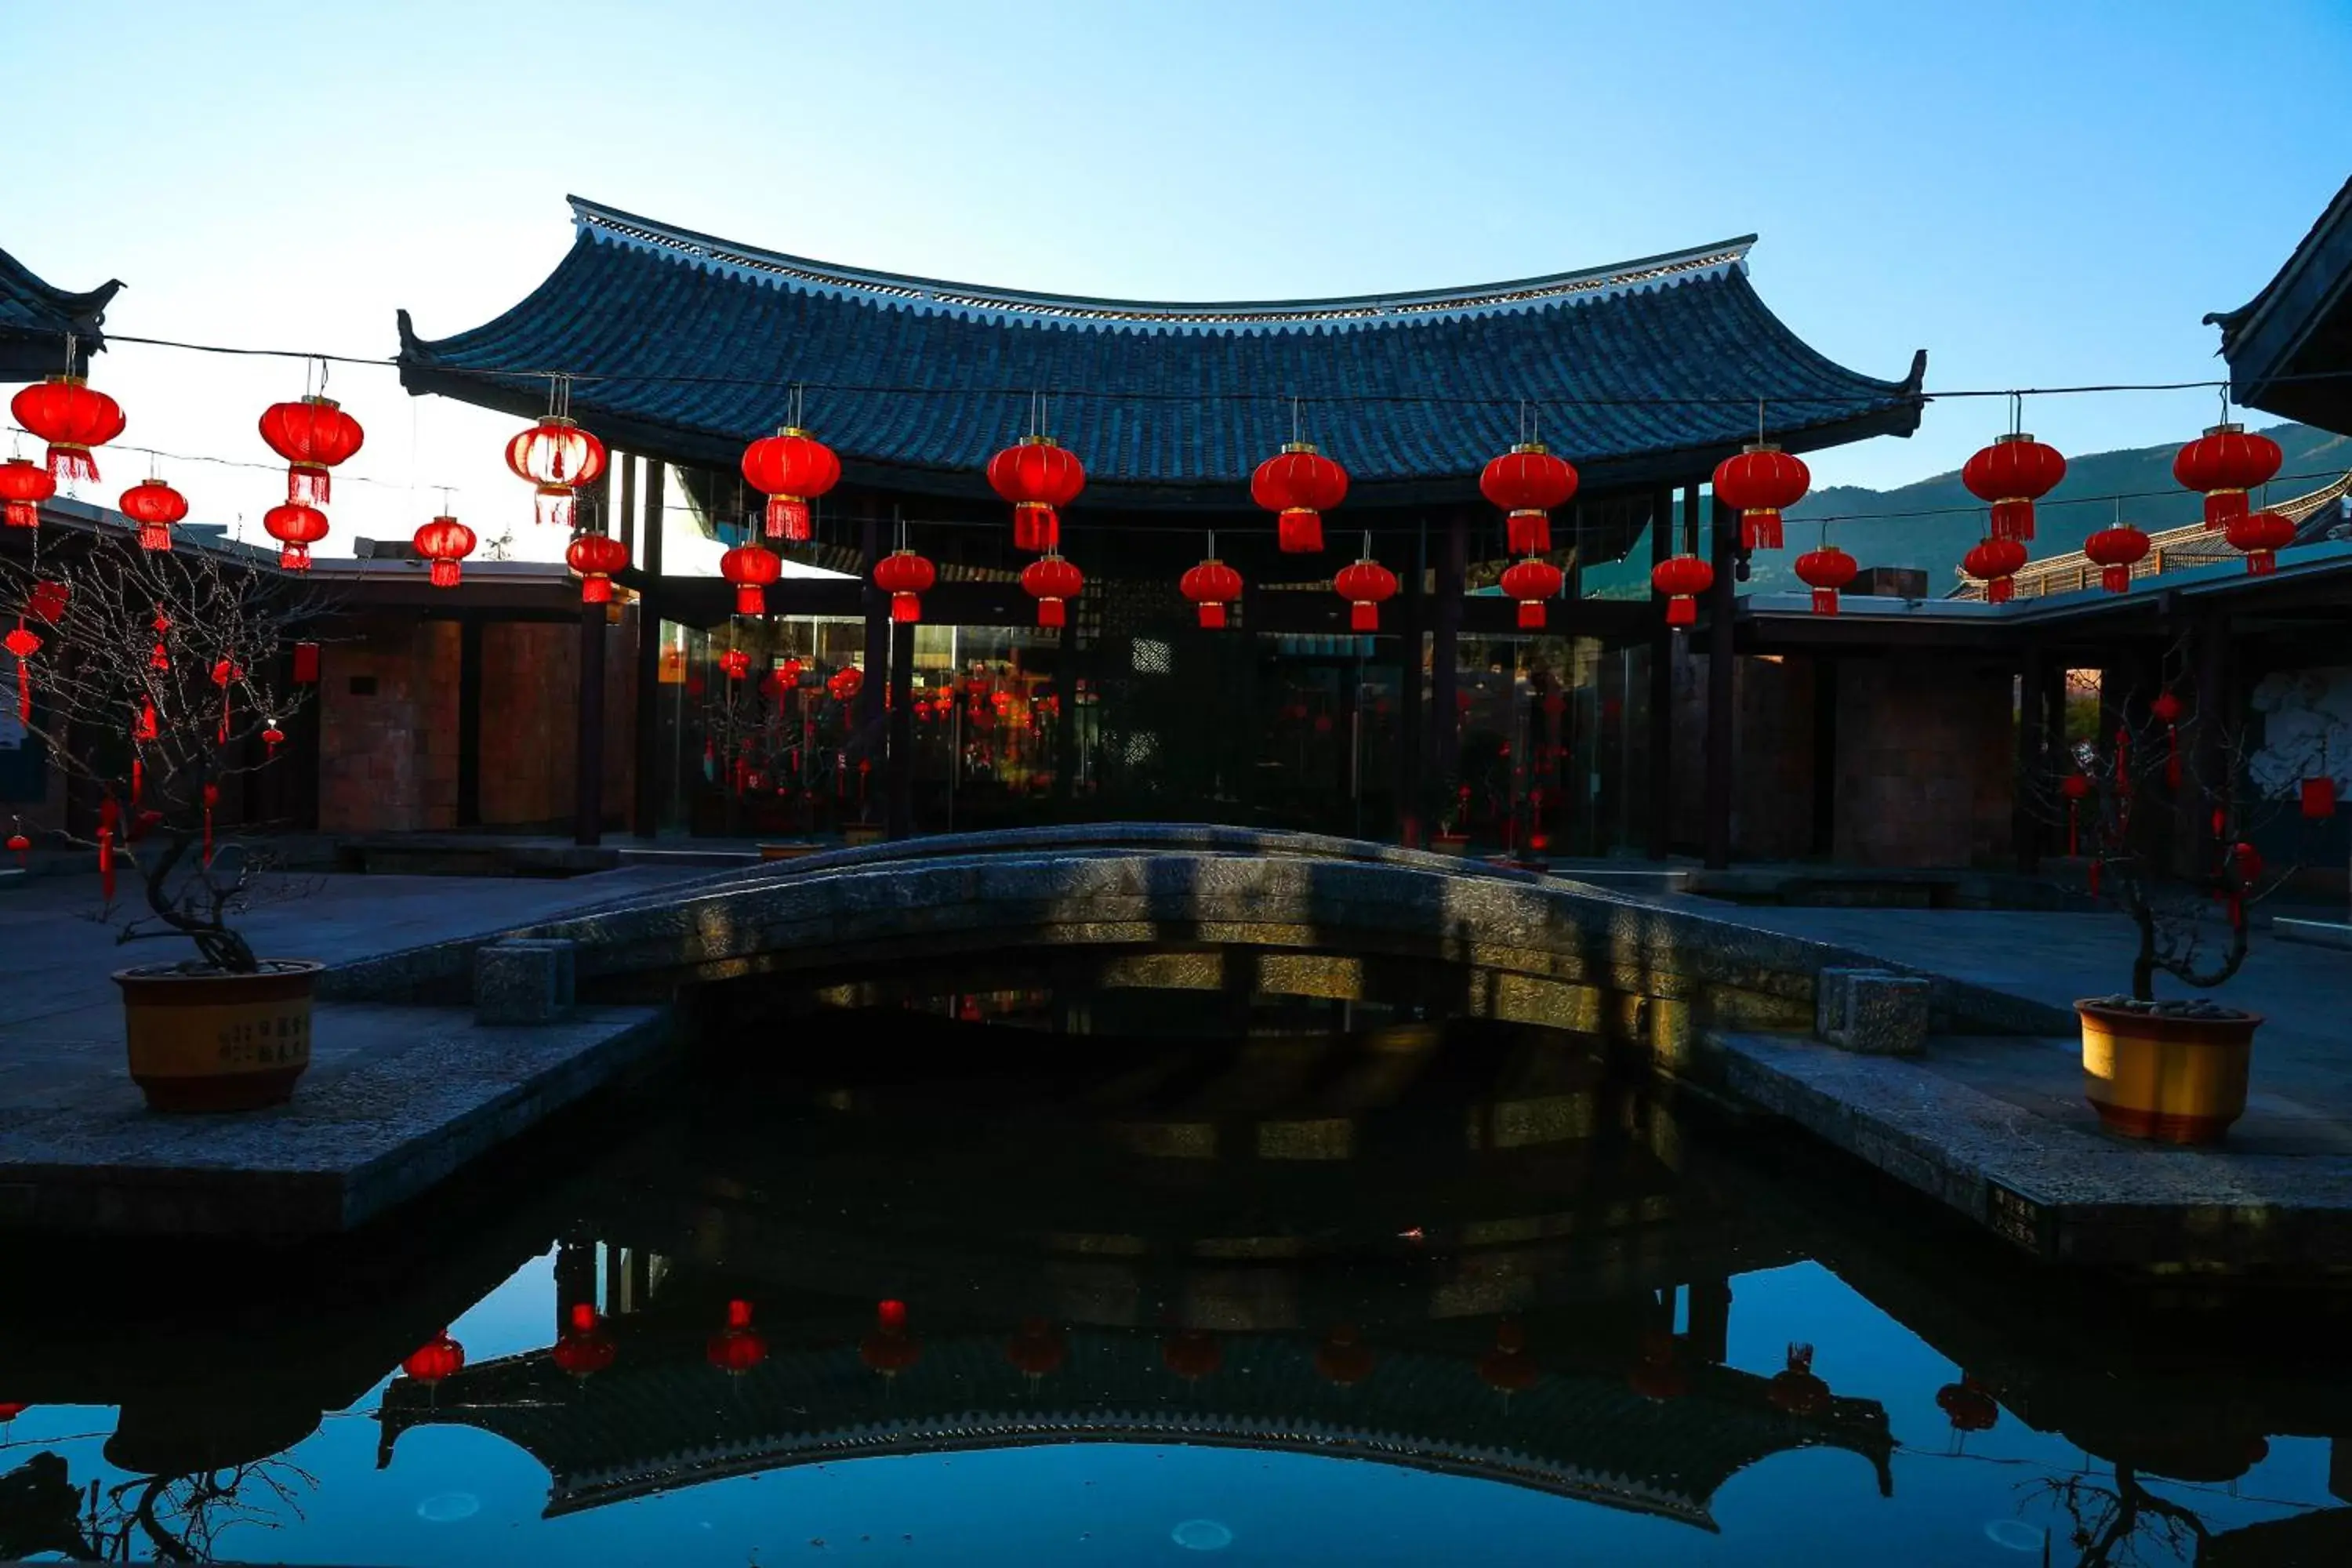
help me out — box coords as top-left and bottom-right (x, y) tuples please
(475, 938), (577, 1026)
(1815, 967), (1929, 1055)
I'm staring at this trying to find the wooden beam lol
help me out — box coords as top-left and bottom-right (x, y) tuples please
(631, 460), (666, 837)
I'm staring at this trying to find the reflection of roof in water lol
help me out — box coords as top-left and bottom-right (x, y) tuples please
(377, 1326), (1893, 1530)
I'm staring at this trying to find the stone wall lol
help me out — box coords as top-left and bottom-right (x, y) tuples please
(1831, 656), (2013, 867)
(320, 618), (459, 833)
(1733, 655), (1818, 860)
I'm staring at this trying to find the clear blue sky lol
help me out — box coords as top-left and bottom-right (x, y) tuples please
(5, 0), (2347, 560)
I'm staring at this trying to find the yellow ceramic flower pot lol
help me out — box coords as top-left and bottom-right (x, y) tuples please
(2076, 999), (2259, 1145)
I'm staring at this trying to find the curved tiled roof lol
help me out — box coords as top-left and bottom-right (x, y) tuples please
(398, 198), (1925, 509)
(0, 245), (121, 381)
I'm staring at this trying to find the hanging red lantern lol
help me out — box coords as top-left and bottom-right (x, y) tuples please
(873, 548), (935, 624)
(1333, 546), (1397, 632)
(1181, 554), (1243, 628)
(989, 435), (1087, 554)
(828, 666), (864, 702)
(2082, 524), (2149, 593)
(706, 1299), (768, 1377)
(778, 656), (804, 690)
(412, 514), (477, 588)
(1480, 442), (1578, 556)
(2060, 772), (2092, 856)
(292, 641), (320, 684)
(1252, 442), (1348, 553)
(1500, 557), (1564, 630)
(1766, 1343), (1830, 1417)
(1962, 433), (2066, 543)
(1936, 1375), (1999, 1434)
(2225, 509), (2295, 575)
(5, 831), (27, 867)
(2302, 777), (2336, 819)
(720, 542), (783, 615)
(2150, 690), (2183, 789)
(5, 624), (40, 722)
(1004, 1317), (1068, 1385)
(506, 417), (608, 529)
(263, 721), (285, 756)
(1963, 535), (2029, 604)
(860, 1299), (921, 1379)
(719, 648), (752, 681)
(742, 426), (841, 541)
(567, 532), (631, 604)
(401, 1330), (466, 1385)
(1161, 1328), (1223, 1383)
(1712, 443), (1809, 550)
(1650, 554), (1714, 626)
(117, 477), (189, 551)
(552, 1302), (616, 1380)
(1793, 543), (1859, 615)
(0, 457), (56, 528)
(27, 580), (68, 624)
(263, 502), (329, 571)
(1478, 1320), (1539, 1396)
(10, 376), (125, 482)
(257, 396), (365, 505)
(1020, 553), (1084, 628)
(2173, 423), (2281, 529)
(1314, 1325), (1375, 1388)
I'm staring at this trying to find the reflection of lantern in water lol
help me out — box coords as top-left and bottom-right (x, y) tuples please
(861, 1299), (921, 1379)
(401, 1330), (466, 1385)
(1767, 1343), (1828, 1417)
(0, 1402), (26, 1422)
(707, 1298), (768, 1377)
(553, 1302), (617, 1380)
(1315, 1325), (1375, 1388)
(1936, 1374), (1998, 1433)
(1479, 1320), (1540, 1396)
(1004, 1317), (1067, 1386)
(1162, 1329), (1223, 1384)
(1627, 1327), (1686, 1403)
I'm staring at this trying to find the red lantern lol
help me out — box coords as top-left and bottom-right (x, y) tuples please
(1004, 1317), (1068, 1384)
(10, 376), (125, 482)
(1481, 442), (1578, 556)
(1181, 554), (1243, 628)
(2302, 777), (2336, 819)
(401, 1330), (466, 1385)
(1650, 554), (1714, 627)
(829, 666), (864, 702)
(719, 648), (752, 681)
(1713, 443), (1809, 550)
(1478, 1320), (1539, 1396)
(1963, 535), (2028, 604)
(118, 478), (189, 552)
(5, 624), (41, 722)
(988, 436), (1087, 554)
(1333, 550), (1397, 632)
(720, 542), (783, 615)
(2082, 524), (2149, 593)
(263, 722), (285, 756)
(2151, 690), (2183, 789)
(1936, 1375), (1999, 1434)
(1020, 553), (1083, 628)
(873, 548), (935, 624)
(0, 457), (56, 528)
(860, 1299), (921, 1379)
(263, 502), (329, 571)
(412, 514), (477, 588)
(742, 426), (840, 541)
(552, 1302), (616, 1380)
(706, 1299), (768, 1377)
(506, 417), (608, 529)
(1161, 1328), (1223, 1383)
(1766, 1343), (1830, 1417)
(257, 396), (365, 505)
(5, 831), (27, 867)
(1794, 543), (1858, 615)
(567, 532), (630, 604)
(1315, 1325), (1375, 1388)
(2173, 423), (2281, 529)
(1252, 442), (1348, 553)
(1962, 433), (2066, 543)
(1500, 557), (1564, 630)
(292, 641), (320, 684)
(2225, 509), (2294, 575)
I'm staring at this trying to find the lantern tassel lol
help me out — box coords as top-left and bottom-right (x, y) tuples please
(290, 465), (330, 506)
(1986, 577), (2013, 604)
(766, 496), (811, 542)
(1666, 598), (1696, 628)
(97, 825), (114, 901)
(1038, 598), (1065, 629)
(49, 445), (98, 485)
(1199, 603), (1226, 629)
(891, 593), (920, 624)
(1278, 511), (1323, 554)
(1517, 601), (1545, 630)
(430, 559), (461, 588)
(2101, 565), (2129, 594)
(1351, 603), (1377, 633)
(735, 586), (766, 616)
(1507, 514), (1551, 555)
(2245, 551), (2276, 576)
(1812, 588), (1841, 615)
(536, 488), (576, 529)
(1741, 510), (1783, 551)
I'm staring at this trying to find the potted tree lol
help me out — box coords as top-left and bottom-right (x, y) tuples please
(4, 532), (318, 1111)
(2044, 677), (2314, 1144)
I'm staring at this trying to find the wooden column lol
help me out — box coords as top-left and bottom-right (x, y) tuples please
(1646, 484), (1675, 861)
(886, 619), (915, 839)
(1396, 518), (1427, 844)
(1431, 509), (1468, 786)
(2014, 644), (2046, 873)
(574, 599), (606, 845)
(456, 616), (484, 829)
(1686, 1279), (1732, 1364)
(1703, 495), (1737, 869)
(630, 459), (666, 838)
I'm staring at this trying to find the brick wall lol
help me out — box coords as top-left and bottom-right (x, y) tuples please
(1832, 656), (2013, 867)
(319, 618), (459, 833)
(1733, 655), (1817, 859)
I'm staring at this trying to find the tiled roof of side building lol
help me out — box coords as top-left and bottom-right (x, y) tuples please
(398, 198), (1926, 509)
(0, 245), (122, 380)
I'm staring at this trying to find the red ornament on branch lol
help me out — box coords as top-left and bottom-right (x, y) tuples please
(2225, 509), (2294, 575)
(27, 581), (68, 624)
(720, 542), (783, 615)
(567, 532), (630, 604)
(1020, 553), (1083, 628)
(2150, 690), (2183, 789)
(258, 396), (364, 505)
(1650, 554), (1714, 627)
(1794, 543), (1858, 615)
(2173, 423), (2281, 529)
(506, 418), (608, 529)
(719, 648), (752, 681)
(1963, 535), (2028, 604)
(1333, 544), (1397, 632)
(10, 376), (125, 482)
(1500, 557), (1564, 629)
(1962, 433), (2065, 543)
(263, 502), (328, 571)
(412, 514), (477, 588)
(2060, 772), (2092, 856)
(2303, 776), (2337, 819)
(2083, 524), (2149, 593)
(0, 457), (56, 528)
(873, 548), (935, 624)
(1253, 442), (1348, 554)
(210, 658), (243, 744)
(1712, 443), (1809, 550)
(989, 435), (1086, 554)
(5, 624), (42, 722)
(742, 426), (840, 542)
(118, 477), (189, 551)
(827, 666), (863, 702)
(1181, 552), (1243, 629)
(1480, 442), (1577, 556)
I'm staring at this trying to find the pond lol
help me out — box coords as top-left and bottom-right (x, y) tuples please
(2, 986), (2347, 1565)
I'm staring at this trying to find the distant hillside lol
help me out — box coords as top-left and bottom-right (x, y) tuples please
(1583, 421), (2350, 598)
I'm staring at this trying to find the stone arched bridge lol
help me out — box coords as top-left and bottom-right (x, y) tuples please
(323, 826), (2051, 1067)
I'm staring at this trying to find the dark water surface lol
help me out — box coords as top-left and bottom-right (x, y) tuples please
(2, 992), (2348, 1565)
